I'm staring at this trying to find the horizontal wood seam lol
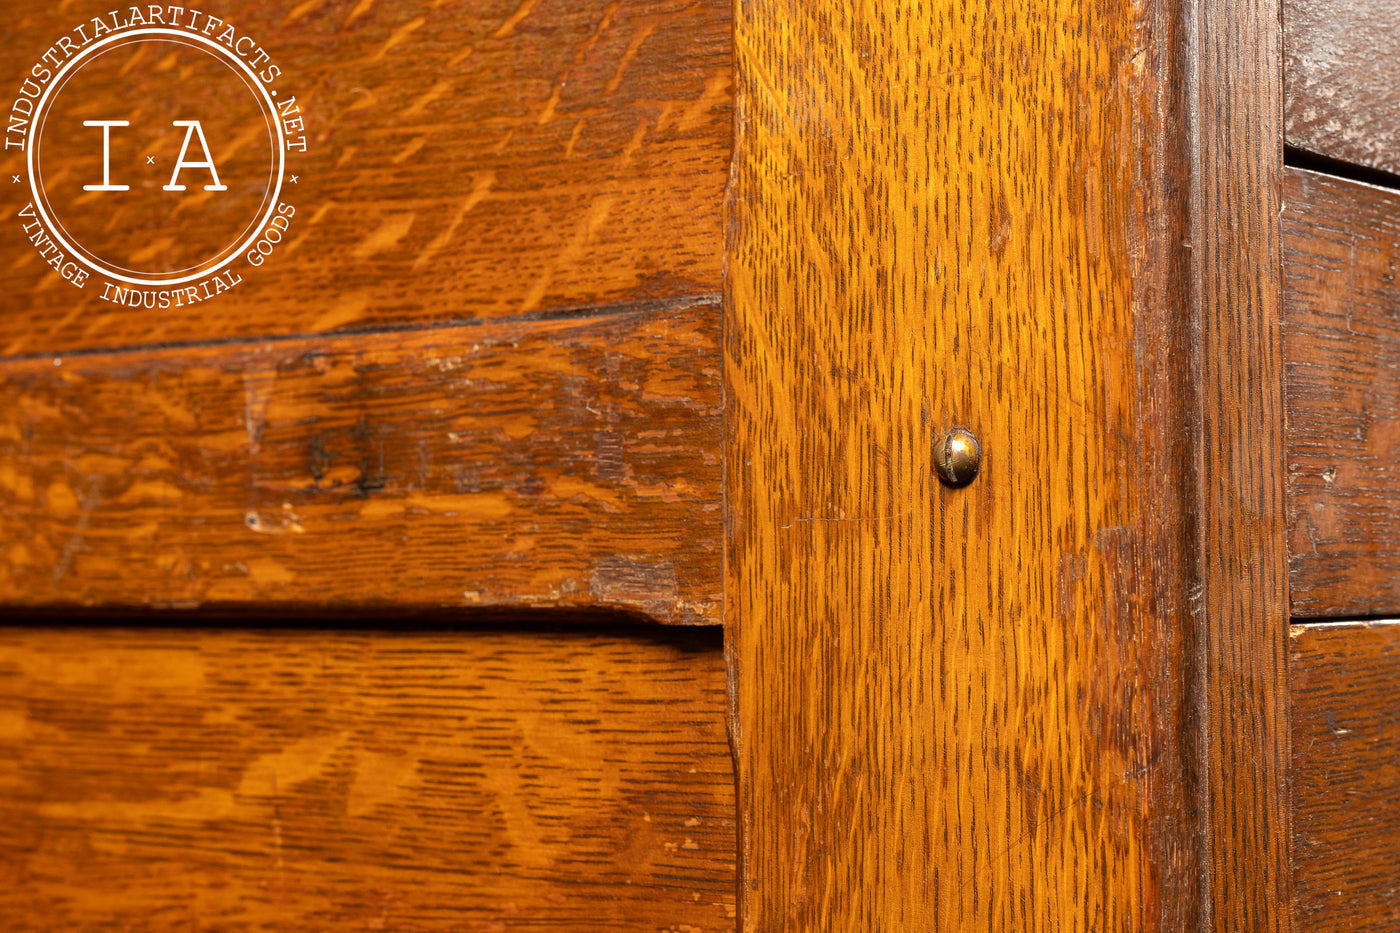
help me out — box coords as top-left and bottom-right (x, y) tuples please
(0, 292), (723, 366)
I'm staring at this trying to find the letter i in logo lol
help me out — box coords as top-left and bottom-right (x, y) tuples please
(82, 120), (130, 192)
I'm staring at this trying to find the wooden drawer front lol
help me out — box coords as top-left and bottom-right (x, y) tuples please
(1285, 0), (1400, 175)
(1284, 167), (1400, 617)
(0, 626), (735, 931)
(1291, 621), (1400, 931)
(0, 304), (721, 619)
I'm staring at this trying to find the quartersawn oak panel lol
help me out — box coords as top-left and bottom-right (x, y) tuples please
(1284, 0), (1400, 176)
(1291, 620), (1400, 931)
(0, 0), (730, 356)
(0, 301), (721, 621)
(1283, 167), (1400, 617)
(726, 0), (1289, 929)
(0, 626), (736, 932)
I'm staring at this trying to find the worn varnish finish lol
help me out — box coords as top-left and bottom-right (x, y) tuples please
(0, 0), (730, 356)
(0, 303), (721, 621)
(1284, 0), (1400, 176)
(0, 626), (735, 931)
(1283, 167), (1400, 618)
(1290, 620), (1400, 931)
(727, 0), (1287, 931)
(1190, 0), (1293, 929)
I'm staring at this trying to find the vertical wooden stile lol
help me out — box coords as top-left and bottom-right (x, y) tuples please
(724, 0), (1290, 929)
(1187, 0), (1292, 928)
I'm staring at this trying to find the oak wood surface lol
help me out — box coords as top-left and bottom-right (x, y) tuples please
(1284, 0), (1400, 176)
(0, 625), (735, 931)
(1283, 167), (1400, 618)
(725, 0), (1288, 931)
(1189, 0), (1293, 929)
(0, 302), (721, 621)
(1290, 620), (1400, 932)
(0, 0), (730, 357)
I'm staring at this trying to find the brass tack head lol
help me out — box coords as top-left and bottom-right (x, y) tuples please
(934, 427), (981, 487)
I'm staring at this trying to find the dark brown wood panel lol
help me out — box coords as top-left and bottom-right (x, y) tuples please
(1285, 0), (1400, 176)
(0, 302), (721, 621)
(1284, 167), (1400, 618)
(0, 0), (730, 356)
(1291, 620), (1400, 931)
(1191, 0), (1294, 927)
(0, 625), (735, 931)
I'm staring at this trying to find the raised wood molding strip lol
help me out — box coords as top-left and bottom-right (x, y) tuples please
(1190, 0), (1292, 928)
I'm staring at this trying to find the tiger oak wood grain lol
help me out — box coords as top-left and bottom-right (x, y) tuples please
(1284, 0), (1400, 177)
(0, 0), (730, 357)
(1290, 620), (1400, 931)
(725, 0), (1288, 930)
(0, 626), (736, 931)
(0, 301), (721, 621)
(1283, 168), (1400, 618)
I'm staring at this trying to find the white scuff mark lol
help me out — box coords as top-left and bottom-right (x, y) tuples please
(243, 370), (275, 452)
(52, 478), (103, 586)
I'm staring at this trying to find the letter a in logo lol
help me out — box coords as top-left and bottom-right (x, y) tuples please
(163, 120), (227, 192)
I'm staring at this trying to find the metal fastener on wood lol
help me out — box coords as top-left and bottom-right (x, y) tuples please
(934, 427), (981, 487)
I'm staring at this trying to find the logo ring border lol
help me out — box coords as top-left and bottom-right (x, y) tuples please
(25, 26), (287, 288)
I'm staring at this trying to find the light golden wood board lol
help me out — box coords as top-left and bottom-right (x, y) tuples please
(0, 625), (736, 932)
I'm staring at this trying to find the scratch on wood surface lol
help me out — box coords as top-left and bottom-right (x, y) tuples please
(51, 478), (102, 586)
(778, 509), (912, 530)
(245, 507), (307, 536)
(590, 557), (679, 601)
(243, 371), (275, 452)
(566, 119), (587, 157)
(391, 136), (427, 164)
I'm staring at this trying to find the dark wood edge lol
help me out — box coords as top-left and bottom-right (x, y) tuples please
(1186, 0), (1292, 928)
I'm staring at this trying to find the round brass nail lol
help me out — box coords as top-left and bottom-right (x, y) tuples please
(934, 427), (981, 487)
